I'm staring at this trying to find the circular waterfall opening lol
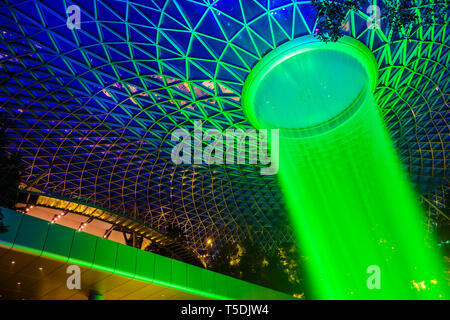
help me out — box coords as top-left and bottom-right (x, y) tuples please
(241, 35), (378, 136)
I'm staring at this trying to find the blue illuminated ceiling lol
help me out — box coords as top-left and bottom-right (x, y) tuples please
(0, 0), (448, 252)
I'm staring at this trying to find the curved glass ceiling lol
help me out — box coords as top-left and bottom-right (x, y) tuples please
(0, 0), (447, 253)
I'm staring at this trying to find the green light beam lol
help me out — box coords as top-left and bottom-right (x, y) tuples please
(242, 36), (448, 300)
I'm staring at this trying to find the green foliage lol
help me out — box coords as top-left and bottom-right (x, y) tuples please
(209, 239), (308, 297)
(165, 223), (189, 245)
(311, 0), (364, 42)
(0, 122), (25, 233)
(238, 239), (264, 281)
(0, 123), (23, 210)
(208, 241), (241, 278)
(381, 0), (449, 38)
(312, 0), (448, 42)
(436, 191), (450, 256)
(143, 223), (204, 267)
(382, 0), (418, 38)
(417, 0), (449, 25)
(0, 208), (8, 234)
(143, 240), (174, 257)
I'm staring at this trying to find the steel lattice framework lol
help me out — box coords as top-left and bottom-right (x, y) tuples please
(0, 0), (448, 254)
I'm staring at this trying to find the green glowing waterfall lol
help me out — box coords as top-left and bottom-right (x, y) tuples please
(242, 36), (447, 299)
(278, 91), (445, 299)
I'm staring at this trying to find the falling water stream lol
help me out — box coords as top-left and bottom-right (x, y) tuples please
(242, 36), (447, 299)
(277, 90), (446, 299)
